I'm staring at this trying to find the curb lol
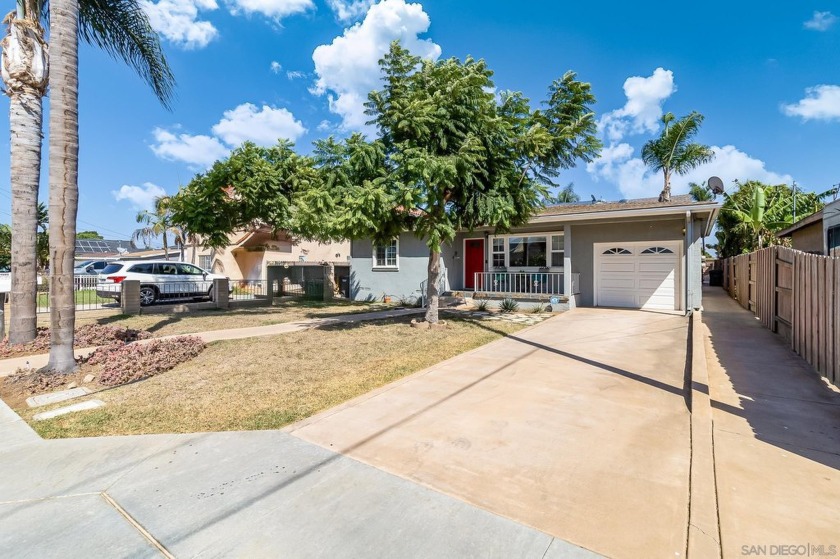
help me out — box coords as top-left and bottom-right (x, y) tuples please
(686, 310), (722, 558)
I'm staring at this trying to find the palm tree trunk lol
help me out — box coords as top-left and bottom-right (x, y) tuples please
(8, 89), (42, 344)
(3, 13), (48, 344)
(163, 233), (168, 260)
(424, 249), (441, 323)
(659, 170), (671, 203)
(44, 0), (80, 373)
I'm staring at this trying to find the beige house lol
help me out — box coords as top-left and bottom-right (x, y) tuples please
(193, 227), (349, 281)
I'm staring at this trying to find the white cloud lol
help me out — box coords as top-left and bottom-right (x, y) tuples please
(326, 0), (374, 21)
(211, 103), (307, 146)
(588, 144), (793, 199)
(803, 10), (837, 31)
(141, 0), (219, 49)
(270, 61), (282, 73)
(317, 119), (333, 131)
(112, 182), (168, 210)
(150, 127), (229, 168)
(598, 68), (676, 142)
(286, 70), (306, 80)
(226, 0), (311, 19)
(312, 0), (441, 131)
(781, 85), (840, 122)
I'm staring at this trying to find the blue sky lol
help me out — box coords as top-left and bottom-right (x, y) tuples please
(1, 0), (839, 241)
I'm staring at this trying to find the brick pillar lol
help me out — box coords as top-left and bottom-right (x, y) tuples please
(120, 280), (141, 315)
(214, 278), (229, 309)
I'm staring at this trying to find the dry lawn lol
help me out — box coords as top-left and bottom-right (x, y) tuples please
(64, 300), (383, 338)
(26, 316), (525, 438)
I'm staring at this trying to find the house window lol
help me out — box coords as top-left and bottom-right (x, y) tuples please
(641, 246), (674, 254)
(373, 239), (398, 269)
(492, 238), (505, 268)
(198, 256), (212, 271)
(603, 247), (632, 255)
(550, 235), (564, 267)
(828, 226), (840, 252)
(509, 236), (547, 267)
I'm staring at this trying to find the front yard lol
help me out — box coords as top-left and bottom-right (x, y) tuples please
(14, 315), (527, 438)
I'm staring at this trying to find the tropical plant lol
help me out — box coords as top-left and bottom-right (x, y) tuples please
(77, 230), (103, 239)
(133, 196), (185, 261)
(474, 299), (490, 312)
(688, 181), (715, 202)
(2, 0), (175, 350)
(641, 112), (714, 202)
(35, 202), (48, 270)
(544, 183), (581, 204)
(499, 298), (519, 313)
(530, 302), (545, 314)
(715, 180), (827, 257)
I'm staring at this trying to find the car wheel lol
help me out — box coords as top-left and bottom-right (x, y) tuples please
(207, 286), (215, 302)
(114, 296), (121, 304)
(139, 286), (157, 306)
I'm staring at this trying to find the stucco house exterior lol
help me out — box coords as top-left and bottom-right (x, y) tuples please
(349, 195), (720, 313)
(195, 227), (350, 281)
(776, 198), (840, 255)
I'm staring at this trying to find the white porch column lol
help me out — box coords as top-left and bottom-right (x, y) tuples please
(563, 225), (575, 309)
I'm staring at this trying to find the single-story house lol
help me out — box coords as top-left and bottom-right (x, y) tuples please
(776, 198), (840, 255)
(349, 195), (720, 313)
(195, 226), (350, 282)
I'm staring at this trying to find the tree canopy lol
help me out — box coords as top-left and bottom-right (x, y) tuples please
(642, 112), (714, 202)
(716, 181), (826, 257)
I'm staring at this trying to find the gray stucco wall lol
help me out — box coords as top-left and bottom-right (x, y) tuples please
(570, 218), (687, 308)
(350, 233), (455, 301)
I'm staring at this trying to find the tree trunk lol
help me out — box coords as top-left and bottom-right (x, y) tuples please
(424, 249), (441, 323)
(3, 14), (48, 344)
(190, 236), (196, 264)
(163, 233), (168, 260)
(44, 0), (80, 373)
(659, 170), (671, 203)
(8, 89), (41, 344)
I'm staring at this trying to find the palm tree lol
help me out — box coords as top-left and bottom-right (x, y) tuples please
(641, 112), (714, 203)
(545, 182), (581, 204)
(2, 0), (175, 346)
(689, 181), (715, 202)
(133, 196), (184, 261)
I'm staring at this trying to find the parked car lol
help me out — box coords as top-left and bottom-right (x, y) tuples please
(96, 260), (229, 306)
(74, 259), (114, 275)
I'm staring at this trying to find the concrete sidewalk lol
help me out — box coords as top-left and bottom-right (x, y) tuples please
(0, 307), (424, 376)
(701, 287), (840, 557)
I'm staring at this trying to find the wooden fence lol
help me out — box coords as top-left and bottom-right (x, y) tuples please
(722, 246), (840, 388)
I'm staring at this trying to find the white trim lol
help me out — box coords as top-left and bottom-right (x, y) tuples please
(371, 238), (399, 270)
(531, 203), (720, 225)
(462, 237), (485, 290)
(593, 240), (683, 311)
(488, 230), (565, 271)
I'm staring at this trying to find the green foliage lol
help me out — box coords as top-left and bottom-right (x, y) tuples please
(133, 195), (184, 255)
(531, 302), (545, 313)
(641, 112), (714, 201)
(77, 230), (103, 239)
(171, 141), (318, 249)
(716, 180), (826, 257)
(544, 183), (581, 204)
(474, 299), (490, 312)
(0, 224), (11, 269)
(688, 181), (715, 202)
(499, 298), (519, 313)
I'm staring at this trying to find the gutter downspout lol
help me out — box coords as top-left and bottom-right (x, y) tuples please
(685, 211), (692, 314)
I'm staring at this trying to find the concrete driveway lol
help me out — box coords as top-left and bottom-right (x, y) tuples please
(288, 308), (692, 559)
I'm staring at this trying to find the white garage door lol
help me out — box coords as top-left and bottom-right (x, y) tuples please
(594, 241), (681, 311)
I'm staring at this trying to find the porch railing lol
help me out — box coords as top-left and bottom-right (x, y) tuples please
(473, 271), (580, 296)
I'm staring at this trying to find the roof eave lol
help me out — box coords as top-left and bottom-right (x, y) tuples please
(531, 202), (721, 224)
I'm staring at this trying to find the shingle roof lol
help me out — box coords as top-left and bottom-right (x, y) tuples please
(538, 194), (715, 217)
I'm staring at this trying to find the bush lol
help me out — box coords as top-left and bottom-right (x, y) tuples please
(86, 336), (205, 387)
(499, 298), (519, 313)
(397, 295), (416, 307)
(474, 299), (490, 312)
(531, 303), (545, 314)
(0, 324), (152, 358)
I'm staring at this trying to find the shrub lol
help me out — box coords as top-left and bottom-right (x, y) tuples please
(397, 295), (416, 307)
(499, 298), (519, 313)
(474, 299), (490, 312)
(86, 336), (205, 387)
(531, 303), (545, 314)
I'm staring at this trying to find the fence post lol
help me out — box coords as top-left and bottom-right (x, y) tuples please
(120, 280), (141, 315)
(323, 264), (335, 302)
(214, 278), (229, 309)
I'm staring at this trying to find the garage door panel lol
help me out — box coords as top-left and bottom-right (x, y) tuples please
(638, 261), (675, 273)
(596, 241), (680, 311)
(638, 276), (674, 290)
(599, 290), (637, 308)
(600, 261), (636, 273)
(601, 277), (637, 289)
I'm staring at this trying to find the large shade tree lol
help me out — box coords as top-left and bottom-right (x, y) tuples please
(300, 43), (601, 323)
(1, 0), (174, 346)
(642, 112), (714, 203)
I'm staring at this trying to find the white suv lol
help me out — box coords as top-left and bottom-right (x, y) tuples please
(97, 260), (228, 306)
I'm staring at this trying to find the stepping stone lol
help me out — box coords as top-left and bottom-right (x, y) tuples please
(27, 387), (92, 408)
(33, 400), (105, 421)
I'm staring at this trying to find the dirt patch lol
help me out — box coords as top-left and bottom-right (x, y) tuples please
(0, 324), (151, 359)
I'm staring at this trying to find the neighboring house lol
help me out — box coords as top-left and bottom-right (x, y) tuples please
(349, 195), (720, 312)
(776, 198), (840, 255)
(194, 227), (350, 281)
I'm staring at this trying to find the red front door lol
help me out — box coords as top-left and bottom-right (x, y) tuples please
(464, 239), (485, 290)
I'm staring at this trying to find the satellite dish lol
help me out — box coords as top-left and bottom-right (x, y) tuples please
(708, 176), (725, 195)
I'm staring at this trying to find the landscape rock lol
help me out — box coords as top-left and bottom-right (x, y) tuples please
(67, 382), (78, 389)
(83, 374), (95, 384)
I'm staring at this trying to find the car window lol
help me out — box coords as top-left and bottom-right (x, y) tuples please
(75, 260), (93, 268)
(154, 263), (179, 275)
(93, 261), (107, 270)
(101, 264), (125, 274)
(177, 264), (204, 276)
(128, 263), (154, 274)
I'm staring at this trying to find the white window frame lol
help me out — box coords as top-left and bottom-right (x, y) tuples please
(198, 255), (213, 271)
(372, 238), (399, 270)
(488, 231), (565, 270)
